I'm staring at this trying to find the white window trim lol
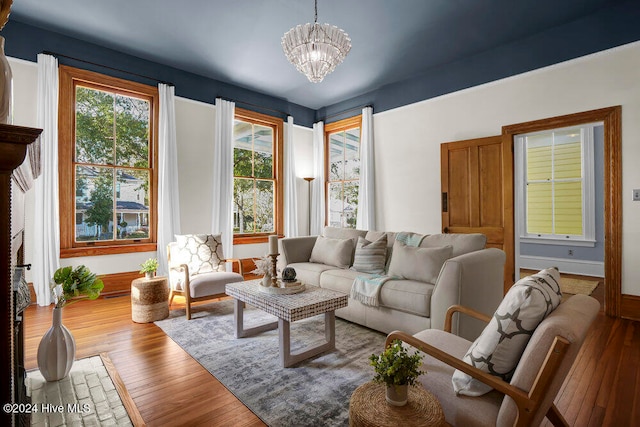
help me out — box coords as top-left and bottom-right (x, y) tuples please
(514, 122), (600, 247)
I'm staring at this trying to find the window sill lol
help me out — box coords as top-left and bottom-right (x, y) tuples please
(60, 243), (157, 258)
(233, 235), (283, 245)
(519, 237), (596, 248)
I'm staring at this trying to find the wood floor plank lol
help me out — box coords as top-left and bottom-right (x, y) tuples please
(23, 287), (639, 426)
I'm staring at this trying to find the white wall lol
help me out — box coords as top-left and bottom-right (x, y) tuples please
(372, 41), (640, 296)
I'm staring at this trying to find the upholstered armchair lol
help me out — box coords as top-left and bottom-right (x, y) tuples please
(386, 293), (599, 426)
(167, 234), (245, 320)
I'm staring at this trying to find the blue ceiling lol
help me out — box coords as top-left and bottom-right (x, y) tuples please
(6, 0), (640, 125)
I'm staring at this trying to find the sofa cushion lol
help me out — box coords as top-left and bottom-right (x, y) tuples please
(189, 271), (244, 298)
(388, 241), (453, 284)
(452, 267), (562, 396)
(379, 279), (435, 317)
(288, 262), (338, 287)
(351, 235), (387, 274)
(322, 226), (368, 244)
(320, 268), (375, 295)
(420, 233), (486, 257)
(309, 236), (353, 269)
(175, 234), (224, 275)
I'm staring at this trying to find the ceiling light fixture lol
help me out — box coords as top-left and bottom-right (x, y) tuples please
(281, 0), (351, 83)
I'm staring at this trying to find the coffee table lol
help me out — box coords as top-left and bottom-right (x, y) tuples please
(225, 280), (349, 367)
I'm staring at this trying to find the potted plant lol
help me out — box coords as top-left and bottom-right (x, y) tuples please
(38, 265), (104, 381)
(140, 258), (159, 279)
(369, 339), (425, 406)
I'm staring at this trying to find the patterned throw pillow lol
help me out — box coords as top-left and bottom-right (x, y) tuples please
(175, 234), (225, 276)
(351, 235), (387, 274)
(452, 267), (562, 396)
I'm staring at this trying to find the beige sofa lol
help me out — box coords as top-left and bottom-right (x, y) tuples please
(279, 227), (506, 341)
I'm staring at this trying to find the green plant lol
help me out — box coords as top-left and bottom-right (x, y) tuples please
(51, 265), (104, 308)
(139, 258), (159, 274)
(369, 339), (425, 387)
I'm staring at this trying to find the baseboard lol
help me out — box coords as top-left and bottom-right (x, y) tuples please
(621, 294), (640, 322)
(98, 271), (144, 297)
(518, 255), (604, 277)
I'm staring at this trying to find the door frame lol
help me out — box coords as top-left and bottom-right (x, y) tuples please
(502, 106), (621, 317)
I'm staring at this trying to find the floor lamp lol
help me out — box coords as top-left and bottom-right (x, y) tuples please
(303, 177), (315, 235)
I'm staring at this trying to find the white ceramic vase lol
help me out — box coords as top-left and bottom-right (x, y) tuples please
(385, 384), (408, 406)
(261, 273), (272, 287)
(37, 307), (76, 382)
(0, 35), (12, 124)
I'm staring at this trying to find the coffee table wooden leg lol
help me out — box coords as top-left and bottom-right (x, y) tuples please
(279, 311), (337, 368)
(233, 298), (277, 338)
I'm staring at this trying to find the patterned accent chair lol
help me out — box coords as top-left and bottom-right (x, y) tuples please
(167, 234), (245, 320)
(385, 294), (599, 426)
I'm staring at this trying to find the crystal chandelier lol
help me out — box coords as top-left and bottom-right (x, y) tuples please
(281, 0), (351, 83)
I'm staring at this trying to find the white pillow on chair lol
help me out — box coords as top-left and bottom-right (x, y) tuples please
(452, 267), (562, 396)
(175, 234), (225, 276)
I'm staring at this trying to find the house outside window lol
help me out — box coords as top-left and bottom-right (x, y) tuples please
(233, 108), (283, 242)
(59, 66), (158, 257)
(325, 116), (362, 229)
(515, 122), (598, 246)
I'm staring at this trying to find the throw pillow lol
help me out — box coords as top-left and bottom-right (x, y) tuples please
(351, 235), (388, 274)
(387, 240), (453, 284)
(309, 236), (353, 269)
(452, 267), (563, 396)
(175, 234), (225, 276)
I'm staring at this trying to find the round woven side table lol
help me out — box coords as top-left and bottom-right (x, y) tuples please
(131, 276), (169, 323)
(349, 382), (446, 427)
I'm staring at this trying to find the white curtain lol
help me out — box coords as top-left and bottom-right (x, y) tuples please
(356, 106), (375, 230)
(211, 98), (235, 261)
(284, 116), (299, 237)
(157, 84), (181, 276)
(310, 121), (325, 235)
(33, 54), (60, 306)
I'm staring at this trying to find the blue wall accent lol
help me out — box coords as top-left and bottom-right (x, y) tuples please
(3, 20), (317, 128)
(317, 0), (640, 123)
(520, 126), (605, 262)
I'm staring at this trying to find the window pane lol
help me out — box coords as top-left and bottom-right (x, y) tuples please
(526, 136), (551, 181)
(253, 125), (273, 179)
(116, 169), (150, 240)
(255, 180), (275, 233)
(75, 166), (114, 242)
(75, 86), (115, 165)
(115, 94), (150, 168)
(527, 182), (552, 234)
(553, 141), (581, 180)
(234, 121), (253, 177)
(234, 178), (255, 233)
(329, 132), (344, 181)
(328, 182), (343, 227)
(554, 181), (583, 235)
(344, 128), (360, 180)
(343, 181), (359, 229)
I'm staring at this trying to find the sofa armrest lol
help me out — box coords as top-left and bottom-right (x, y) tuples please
(279, 236), (318, 267)
(431, 247), (506, 341)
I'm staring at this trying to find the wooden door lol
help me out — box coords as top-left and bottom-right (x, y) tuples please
(441, 135), (514, 293)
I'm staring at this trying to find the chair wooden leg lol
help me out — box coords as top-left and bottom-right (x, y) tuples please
(185, 301), (192, 320)
(168, 290), (175, 307)
(546, 403), (569, 427)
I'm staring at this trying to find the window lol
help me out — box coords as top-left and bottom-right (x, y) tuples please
(59, 66), (158, 257)
(233, 108), (283, 242)
(515, 123), (598, 245)
(325, 116), (362, 229)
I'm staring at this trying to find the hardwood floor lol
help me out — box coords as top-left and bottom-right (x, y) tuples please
(24, 290), (638, 426)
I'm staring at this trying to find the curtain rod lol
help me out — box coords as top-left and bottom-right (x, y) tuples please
(323, 104), (373, 121)
(41, 51), (174, 86)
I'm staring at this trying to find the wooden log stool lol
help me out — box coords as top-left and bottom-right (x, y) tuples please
(349, 382), (447, 427)
(131, 276), (169, 323)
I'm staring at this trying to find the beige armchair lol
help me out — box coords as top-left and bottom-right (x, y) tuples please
(167, 239), (245, 320)
(386, 294), (599, 426)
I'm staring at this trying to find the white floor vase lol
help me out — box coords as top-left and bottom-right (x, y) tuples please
(37, 307), (76, 381)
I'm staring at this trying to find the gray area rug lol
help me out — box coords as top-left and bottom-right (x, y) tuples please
(154, 300), (386, 427)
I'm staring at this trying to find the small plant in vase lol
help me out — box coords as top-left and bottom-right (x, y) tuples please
(369, 339), (425, 406)
(38, 265), (104, 382)
(140, 258), (159, 279)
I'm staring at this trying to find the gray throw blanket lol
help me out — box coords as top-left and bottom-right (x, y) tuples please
(350, 232), (425, 307)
